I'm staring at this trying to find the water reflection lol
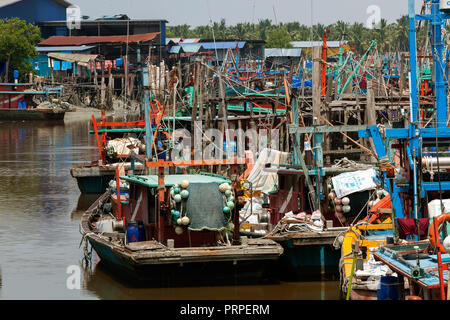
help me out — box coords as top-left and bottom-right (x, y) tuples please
(83, 262), (340, 300)
(0, 113), (341, 300)
(71, 194), (102, 220)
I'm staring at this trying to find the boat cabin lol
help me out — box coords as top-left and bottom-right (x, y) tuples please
(114, 173), (237, 248)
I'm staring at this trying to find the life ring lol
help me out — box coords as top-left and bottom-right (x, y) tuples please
(428, 212), (450, 253)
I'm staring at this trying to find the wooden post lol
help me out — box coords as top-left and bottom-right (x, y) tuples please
(157, 166), (165, 242)
(313, 46), (323, 125)
(365, 78), (377, 162)
(116, 169), (122, 220)
(100, 59), (105, 106)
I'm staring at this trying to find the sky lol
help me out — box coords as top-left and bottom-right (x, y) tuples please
(69, 0), (423, 27)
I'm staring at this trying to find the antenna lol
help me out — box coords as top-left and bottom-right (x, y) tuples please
(272, 5), (278, 25)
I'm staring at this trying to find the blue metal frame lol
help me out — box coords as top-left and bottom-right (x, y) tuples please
(358, 0), (450, 224)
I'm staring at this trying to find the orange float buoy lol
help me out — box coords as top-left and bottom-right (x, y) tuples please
(407, 296), (423, 300)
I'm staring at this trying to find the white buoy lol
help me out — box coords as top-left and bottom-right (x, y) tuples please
(342, 197), (350, 206)
(377, 189), (384, 198)
(343, 205), (351, 213)
(175, 226), (184, 235)
(181, 216), (190, 226)
(177, 218), (182, 225)
(444, 236), (450, 253)
(174, 194), (182, 202)
(181, 180), (189, 189)
(219, 183), (228, 193)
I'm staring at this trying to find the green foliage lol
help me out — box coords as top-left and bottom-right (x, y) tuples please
(0, 18), (41, 82)
(166, 15), (422, 54)
(265, 28), (293, 48)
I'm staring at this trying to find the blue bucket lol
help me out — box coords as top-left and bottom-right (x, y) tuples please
(377, 276), (399, 300)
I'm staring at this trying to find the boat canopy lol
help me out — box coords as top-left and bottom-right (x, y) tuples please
(120, 173), (230, 188)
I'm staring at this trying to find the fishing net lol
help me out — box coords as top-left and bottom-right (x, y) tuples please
(186, 182), (228, 231)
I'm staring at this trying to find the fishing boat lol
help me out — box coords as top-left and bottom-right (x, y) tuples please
(70, 114), (150, 194)
(80, 159), (283, 286)
(0, 83), (68, 121)
(338, 195), (395, 300)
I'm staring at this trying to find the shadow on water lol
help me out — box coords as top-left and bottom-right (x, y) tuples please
(83, 261), (340, 300)
(71, 193), (102, 220)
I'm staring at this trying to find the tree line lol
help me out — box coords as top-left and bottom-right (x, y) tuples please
(167, 16), (431, 54)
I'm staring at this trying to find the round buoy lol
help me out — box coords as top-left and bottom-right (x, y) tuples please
(328, 192), (335, 200)
(407, 296), (423, 300)
(334, 198), (342, 205)
(175, 226), (184, 235)
(174, 194), (182, 203)
(176, 218), (182, 225)
(225, 190), (232, 197)
(335, 205), (343, 212)
(343, 205), (351, 213)
(174, 187), (180, 195)
(171, 210), (180, 218)
(227, 201), (235, 210)
(443, 236), (450, 253)
(181, 180), (189, 189)
(181, 216), (190, 225)
(342, 197), (350, 206)
(377, 189), (384, 198)
(228, 195), (235, 202)
(219, 183), (228, 193)
(223, 206), (231, 214)
(180, 190), (189, 199)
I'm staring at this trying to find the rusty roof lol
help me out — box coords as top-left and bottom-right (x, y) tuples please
(39, 32), (160, 46)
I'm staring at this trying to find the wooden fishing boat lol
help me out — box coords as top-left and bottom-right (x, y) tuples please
(80, 165), (283, 286)
(70, 115), (150, 194)
(336, 194), (395, 300)
(0, 83), (67, 121)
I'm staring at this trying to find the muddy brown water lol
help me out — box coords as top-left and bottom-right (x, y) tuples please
(0, 114), (340, 300)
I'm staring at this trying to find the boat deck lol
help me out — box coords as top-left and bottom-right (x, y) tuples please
(374, 242), (449, 290)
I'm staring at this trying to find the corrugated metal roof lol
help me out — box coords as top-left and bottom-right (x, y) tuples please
(39, 32), (160, 46)
(47, 52), (98, 66)
(180, 44), (203, 53)
(0, 0), (72, 8)
(169, 46), (183, 54)
(166, 38), (182, 45)
(200, 41), (246, 50)
(180, 38), (200, 44)
(290, 41), (348, 48)
(265, 48), (302, 57)
(36, 45), (95, 52)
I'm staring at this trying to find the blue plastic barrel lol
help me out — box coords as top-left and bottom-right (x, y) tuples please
(126, 221), (140, 243)
(377, 276), (399, 300)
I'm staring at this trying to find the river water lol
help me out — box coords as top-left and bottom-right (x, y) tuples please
(0, 113), (340, 300)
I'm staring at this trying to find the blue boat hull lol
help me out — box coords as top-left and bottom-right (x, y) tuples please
(75, 175), (115, 194)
